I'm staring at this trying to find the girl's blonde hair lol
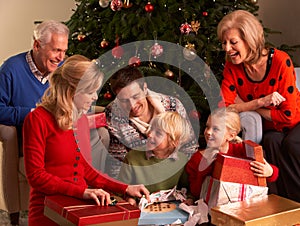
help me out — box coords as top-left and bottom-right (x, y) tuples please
(150, 112), (190, 148)
(217, 10), (267, 64)
(210, 107), (241, 136)
(38, 55), (104, 130)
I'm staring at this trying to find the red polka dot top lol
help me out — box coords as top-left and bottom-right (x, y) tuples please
(221, 48), (300, 132)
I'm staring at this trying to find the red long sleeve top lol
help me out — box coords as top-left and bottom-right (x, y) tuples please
(186, 142), (279, 199)
(23, 106), (128, 225)
(220, 48), (300, 132)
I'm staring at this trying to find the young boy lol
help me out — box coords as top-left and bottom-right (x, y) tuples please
(118, 112), (192, 205)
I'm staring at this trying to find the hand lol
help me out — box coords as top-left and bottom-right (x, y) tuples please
(250, 158), (273, 178)
(125, 184), (150, 202)
(126, 197), (137, 206)
(83, 188), (111, 206)
(259, 92), (286, 107)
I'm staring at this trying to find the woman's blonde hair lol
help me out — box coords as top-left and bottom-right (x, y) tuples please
(217, 10), (267, 64)
(38, 54), (104, 130)
(210, 107), (241, 136)
(149, 112), (190, 148)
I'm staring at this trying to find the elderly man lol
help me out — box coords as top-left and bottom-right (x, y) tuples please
(0, 20), (69, 225)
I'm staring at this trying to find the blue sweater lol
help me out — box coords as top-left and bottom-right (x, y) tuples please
(0, 52), (49, 126)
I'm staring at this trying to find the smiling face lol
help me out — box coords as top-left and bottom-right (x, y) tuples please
(33, 33), (68, 75)
(74, 89), (98, 114)
(204, 115), (234, 152)
(116, 81), (148, 118)
(147, 124), (172, 159)
(221, 28), (249, 65)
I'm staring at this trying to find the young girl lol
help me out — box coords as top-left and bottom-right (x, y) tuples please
(118, 111), (191, 204)
(186, 107), (279, 199)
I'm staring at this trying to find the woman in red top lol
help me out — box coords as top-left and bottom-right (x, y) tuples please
(217, 10), (300, 202)
(23, 55), (149, 226)
(186, 107), (278, 199)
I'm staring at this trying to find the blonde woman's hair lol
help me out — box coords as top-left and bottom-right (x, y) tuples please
(149, 112), (190, 148)
(210, 107), (241, 136)
(38, 55), (104, 130)
(217, 10), (267, 64)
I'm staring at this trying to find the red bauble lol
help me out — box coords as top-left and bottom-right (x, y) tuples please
(189, 110), (201, 120)
(110, 0), (123, 11)
(104, 91), (112, 100)
(128, 56), (141, 67)
(77, 34), (86, 42)
(164, 69), (174, 78)
(180, 22), (192, 35)
(100, 39), (109, 48)
(145, 2), (154, 13)
(150, 43), (163, 58)
(202, 11), (208, 17)
(112, 46), (124, 59)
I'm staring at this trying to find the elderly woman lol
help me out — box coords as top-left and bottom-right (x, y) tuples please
(218, 10), (300, 202)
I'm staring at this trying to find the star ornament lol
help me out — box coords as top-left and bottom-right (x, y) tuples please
(191, 20), (200, 34)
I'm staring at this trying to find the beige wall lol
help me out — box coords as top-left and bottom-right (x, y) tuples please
(0, 1), (299, 65)
(0, 0), (75, 64)
(258, 0), (300, 66)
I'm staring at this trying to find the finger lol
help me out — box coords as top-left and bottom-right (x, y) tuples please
(105, 192), (111, 205)
(98, 195), (104, 206)
(92, 192), (100, 206)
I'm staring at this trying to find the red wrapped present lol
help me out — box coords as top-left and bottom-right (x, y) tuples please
(244, 140), (264, 163)
(212, 153), (267, 186)
(200, 176), (268, 213)
(44, 195), (140, 226)
(211, 194), (300, 225)
(87, 112), (107, 129)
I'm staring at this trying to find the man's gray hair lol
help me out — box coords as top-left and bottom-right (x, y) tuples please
(33, 20), (69, 45)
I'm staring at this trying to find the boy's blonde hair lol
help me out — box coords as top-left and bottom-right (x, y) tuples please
(149, 112), (190, 148)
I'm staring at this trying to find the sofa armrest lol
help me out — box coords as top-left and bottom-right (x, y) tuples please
(0, 125), (21, 212)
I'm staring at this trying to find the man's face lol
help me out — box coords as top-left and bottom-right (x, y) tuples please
(33, 33), (68, 74)
(116, 82), (148, 118)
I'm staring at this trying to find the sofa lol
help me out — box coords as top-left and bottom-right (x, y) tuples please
(0, 125), (29, 213)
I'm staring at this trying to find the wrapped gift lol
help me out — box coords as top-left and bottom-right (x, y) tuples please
(211, 194), (300, 225)
(200, 176), (268, 212)
(44, 195), (140, 226)
(212, 153), (267, 186)
(138, 201), (189, 225)
(244, 140), (264, 163)
(87, 112), (107, 129)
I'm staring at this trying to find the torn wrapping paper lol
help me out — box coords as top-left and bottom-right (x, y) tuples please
(200, 176), (268, 213)
(139, 186), (187, 210)
(138, 186), (190, 225)
(179, 199), (209, 226)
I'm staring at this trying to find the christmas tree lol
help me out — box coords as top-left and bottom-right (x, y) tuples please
(65, 0), (260, 138)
